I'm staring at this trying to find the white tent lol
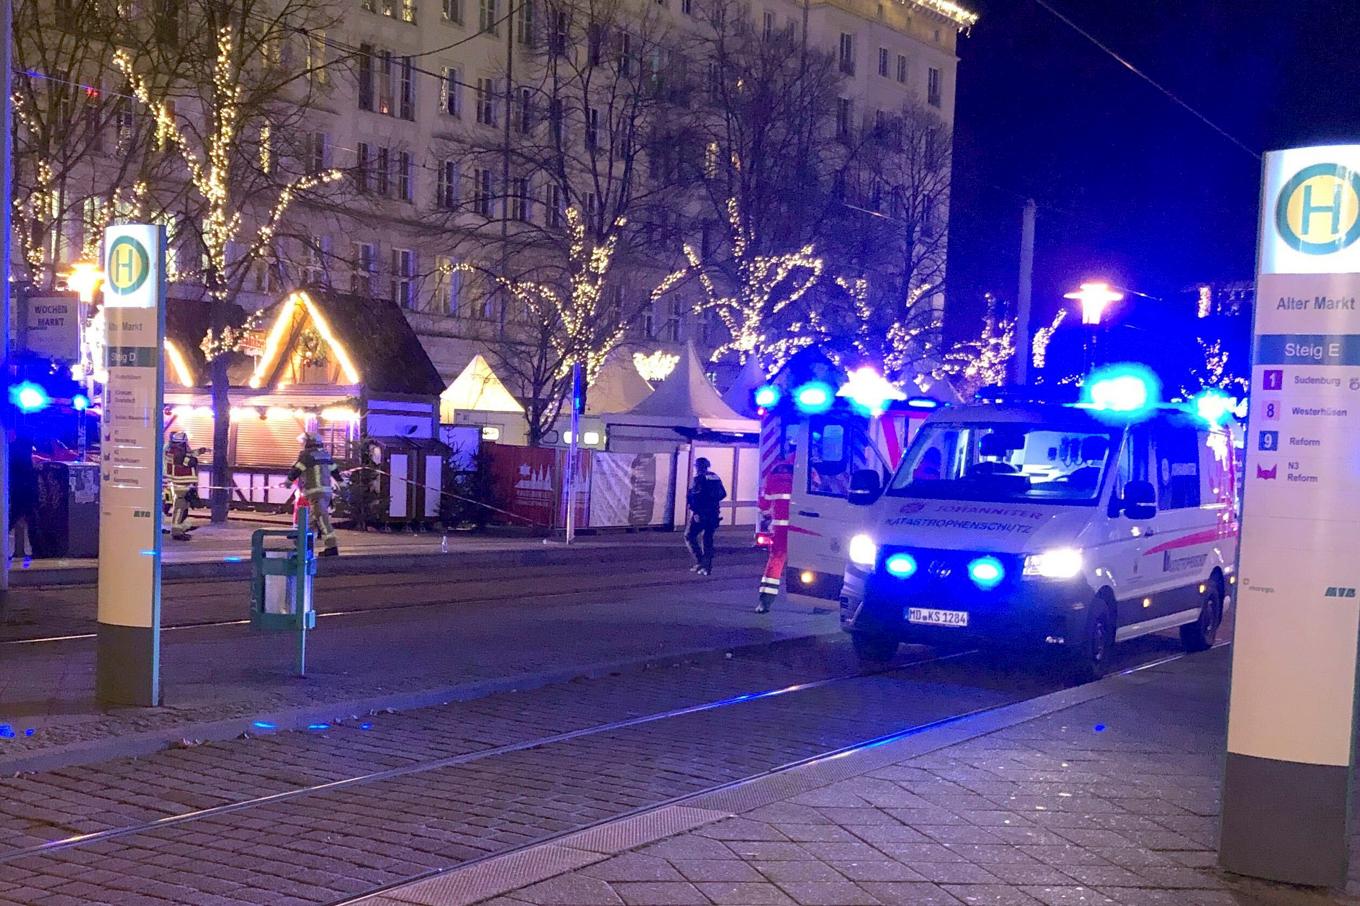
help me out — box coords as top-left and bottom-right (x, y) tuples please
(586, 348), (655, 415)
(440, 354), (524, 423)
(612, 341), (758, 435)
(721, 354), (769, 418)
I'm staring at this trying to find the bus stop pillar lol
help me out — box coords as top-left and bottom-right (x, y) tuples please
(1220, 144), (1360, 887)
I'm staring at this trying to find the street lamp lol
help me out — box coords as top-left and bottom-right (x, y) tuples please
(64, 261), (104, 457)
(1064, 281), (1124, 371)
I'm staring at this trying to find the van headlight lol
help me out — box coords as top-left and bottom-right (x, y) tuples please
(848, 533), (878, 567)
(1023, 548), (1084, 579)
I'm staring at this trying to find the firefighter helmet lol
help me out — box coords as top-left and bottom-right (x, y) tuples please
(299, 431), (323, 448)
(168, 430), (188, 445)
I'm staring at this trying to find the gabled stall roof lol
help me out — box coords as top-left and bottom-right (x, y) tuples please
(721, 354), (769, 418)
(248, 289), (443, 396)
(441, 354), (525, 415)
(613, 341), (757, 434)
(586, 348), (654, 415)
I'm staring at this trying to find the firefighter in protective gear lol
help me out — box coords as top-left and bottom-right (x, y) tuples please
(755, 463), (793, 613)
(288, 433), (343, 556)
(164, 430), (205, 540)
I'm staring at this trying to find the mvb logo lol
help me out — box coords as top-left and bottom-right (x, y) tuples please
(1324, 587), (1357, 598)
(1256, 465), (1277, 480)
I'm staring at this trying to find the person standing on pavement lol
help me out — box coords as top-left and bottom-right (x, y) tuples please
(6, 430), (37, 561)
(288, 433), (343, 556)
(685, 457), (726, 576)
(164, 430), (206, 541)
(755, 463), (793, 613)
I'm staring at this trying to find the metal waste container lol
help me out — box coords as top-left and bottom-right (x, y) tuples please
(33, 461), (100, 558)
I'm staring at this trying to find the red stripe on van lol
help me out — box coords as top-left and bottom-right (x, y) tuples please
(1142, 527), (1237, 556)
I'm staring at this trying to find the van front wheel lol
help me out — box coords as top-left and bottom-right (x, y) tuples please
(1067, 599), (1114, 685)
(1180, 584), (1222, 653)
(852, 633), (899, 666)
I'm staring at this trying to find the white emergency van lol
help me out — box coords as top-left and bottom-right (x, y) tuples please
(838, 398), (1238, 681)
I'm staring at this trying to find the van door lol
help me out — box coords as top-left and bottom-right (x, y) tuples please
(1137, 416), (1215, 623)
(788, 414), (884, 578)
(1105, 423), (1159, 629)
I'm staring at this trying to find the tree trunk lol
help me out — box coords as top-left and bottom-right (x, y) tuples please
(209, 350), (231, 523)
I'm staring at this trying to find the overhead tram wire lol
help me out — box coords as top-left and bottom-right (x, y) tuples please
(1030, 0), (1260, 161)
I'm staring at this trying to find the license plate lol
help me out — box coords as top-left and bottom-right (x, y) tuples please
(907, 607), (969, 627)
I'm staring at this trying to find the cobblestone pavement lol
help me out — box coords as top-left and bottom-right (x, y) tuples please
(396, 647), (1357, 906)
(0, 554), (824, 759)
(0, 631), (1190, 905)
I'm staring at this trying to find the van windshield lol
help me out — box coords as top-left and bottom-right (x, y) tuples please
(887, 421), (1121, 505)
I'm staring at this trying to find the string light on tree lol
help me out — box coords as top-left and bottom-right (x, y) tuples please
(656, 197), (823, 366)
(1031, 309), (1067, 371)
(633, 350), (680, 382)
(938, 317), (1016, 399)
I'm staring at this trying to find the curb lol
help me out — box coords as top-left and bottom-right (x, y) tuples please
(0, 630), (840, 776)
(9, 541), (762, 587)
(355, 649), (1211, 906)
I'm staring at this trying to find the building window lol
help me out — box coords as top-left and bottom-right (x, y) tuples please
(304, 236), (328, 285)
(479, 0), (497, 34)
(618, 30), (633, 76)
(437, 160), (458, 208)
(353, 241), (377, 295)
(896, 53), (907, 84)
(549, 97), (564, 143)
(704, 141), (718, 178)
(441, 67), (462, 116)
(358, 44), (374, 110)
(473, 167), (495, 217)
(878, 47), (888, 77)
(375, 146), (390, 196)
(442, 0), (461, 22)
(399, 56), (415, 119)
(545, 183), (563, 227)
(516, 0), (534, 44)
(510, 176), (530, 221)
(308, 32), (329, 86)
(927, 66), (942, 107)
(434, 256), (461, 314)
(550, 9), (568, 54)
(476, 78), (497, 125)
(835, 97), (852, 142)
(308, 132), (329, 172)
(515, 86), (533, 133)
(586, 106), (599, 151)
(356, 142), (371, 192)
(397, 151), (413, 201)
(401, 0), (415, 21)
(838, 33), (854, 75)
(378, 50), (394, 114)
(681, 0), (691, 14)
(391, 249), (415, 307)
(362, 0), (375, 11)
(762, 9), (774, 38)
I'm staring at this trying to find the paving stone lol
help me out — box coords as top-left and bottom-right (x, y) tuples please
(1017, 886), (1120, 906)
(828, 859), (926, 882)
(583, 854), (686, 883)
(694, 881), (798, 904)
(609, 880), (711, 905)
(939, 885), (1042, 906)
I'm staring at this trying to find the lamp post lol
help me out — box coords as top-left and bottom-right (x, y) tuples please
(1064, 281), (1124, 373)
(65, 261), (104, 458)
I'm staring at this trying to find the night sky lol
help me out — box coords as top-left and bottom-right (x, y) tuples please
(947, 0), (1360, 329)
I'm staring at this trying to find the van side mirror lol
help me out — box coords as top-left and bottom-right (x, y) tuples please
(1121, 479), (1157, 520)
(849, 469), (882, 505)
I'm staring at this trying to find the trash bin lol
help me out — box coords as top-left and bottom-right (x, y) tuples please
(33, 461), (99, 558)
(249, 510), (318, 676)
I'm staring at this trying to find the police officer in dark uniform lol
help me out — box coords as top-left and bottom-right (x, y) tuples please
(685, 457), (727, 575)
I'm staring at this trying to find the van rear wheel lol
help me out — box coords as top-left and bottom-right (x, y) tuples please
(852, 633), (899, 666)
(1180, 584), (1223, 653)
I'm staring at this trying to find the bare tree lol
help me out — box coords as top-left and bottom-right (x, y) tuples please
(431, 0), (687, 442)
(114, 0), (345, 520)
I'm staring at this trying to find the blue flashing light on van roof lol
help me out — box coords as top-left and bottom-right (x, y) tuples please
(1081, 364), (1160, 422)
(753, 384), (781, 409)
(1191, 389), (1237, 426)
(905, 397), (939, 410)
(794, 381), (834, 414)
(72, 393), (90, 411)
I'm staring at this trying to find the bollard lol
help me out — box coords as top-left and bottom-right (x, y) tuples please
(249, 508), (317, 676)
